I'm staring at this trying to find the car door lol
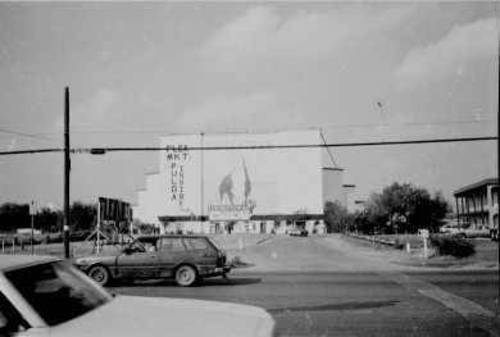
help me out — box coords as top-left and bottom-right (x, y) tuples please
(116, 240), (161, 279)
(183, 237), (218, 268)
(157, 237), (188, 278)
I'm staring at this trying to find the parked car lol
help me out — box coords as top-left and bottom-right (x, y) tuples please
(0, 255), (275, 337)
(42, 232), (63, 244)
(74, 235), (231, 287)
(439, 223), (460, 235)
(439, 222), (489, 238)
(69, 230), (93, 242)
(288, 228), (308, 237)
(14, 234), (44, 246)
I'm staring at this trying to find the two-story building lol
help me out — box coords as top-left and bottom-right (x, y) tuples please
(453, 178), (499, 237)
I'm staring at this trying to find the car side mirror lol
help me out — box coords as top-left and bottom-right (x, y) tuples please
(122, 247), (133, 255)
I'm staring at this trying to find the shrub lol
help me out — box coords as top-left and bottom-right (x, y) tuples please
(394, 240), (405, 250)
(430, 235), (475, 258)
(393, 238), (407, 250)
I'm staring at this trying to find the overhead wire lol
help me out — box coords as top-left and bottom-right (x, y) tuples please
(0, 135), (496, 156)
(0, 127), (58, 142)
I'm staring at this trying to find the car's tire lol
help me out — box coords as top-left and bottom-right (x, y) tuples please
(87, 265), (111, 287)
(175, 265), (198, 287)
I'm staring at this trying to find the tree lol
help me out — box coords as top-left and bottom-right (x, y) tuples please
(0, 203), (30, 232)
(70, 202), (97, 232)
(324, 201), (354, 233)
(0, 201), (98, 233)
(353, 210), (374, 234)
(36, 208), (62, 233)
(361, 182), (449, 234)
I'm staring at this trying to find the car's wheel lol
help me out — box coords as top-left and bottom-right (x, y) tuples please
(175, 265), (197, 287)
(87, 265), (111, 286)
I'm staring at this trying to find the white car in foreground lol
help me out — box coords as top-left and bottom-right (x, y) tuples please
(0, 255), (275, 337)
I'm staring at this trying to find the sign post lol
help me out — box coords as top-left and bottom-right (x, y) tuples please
(29, 200), (37, 255)
(418, 229), (430, 259)
(96, 199), (101, 254)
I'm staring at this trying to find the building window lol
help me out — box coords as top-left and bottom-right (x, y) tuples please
(492, 187), (498, 207)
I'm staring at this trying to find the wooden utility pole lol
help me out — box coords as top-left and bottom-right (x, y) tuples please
(497, 22), (500, 308)
(63, 87), (71, 259)
(200, 132), (204, 230)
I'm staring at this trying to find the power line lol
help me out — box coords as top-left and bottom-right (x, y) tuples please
(318, 118), (496, 130)
(0, 148), (62, 156)
(0, 127), (57, 141)
(0, 136), (496, 156)
(81, 136), (500, 152)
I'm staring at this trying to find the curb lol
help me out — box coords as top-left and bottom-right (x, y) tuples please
(256, 236), (274, 245)
(344, 233), (397, 247)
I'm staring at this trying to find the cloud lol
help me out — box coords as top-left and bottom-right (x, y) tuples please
(177, 92), (305, 133)
(194, 5), (420, 131)
(53, 88), (119, 132)
(6, 138), (17, 151)
(200, 5), (415, 72)
(395, 17), (497, 90)
(72, 88), (119, 128)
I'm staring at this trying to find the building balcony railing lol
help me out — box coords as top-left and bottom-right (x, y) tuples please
(460, 210), (488, 216)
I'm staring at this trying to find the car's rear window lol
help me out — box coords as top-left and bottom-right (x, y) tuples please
(184, 238), (211, 250)
(5, 261), (110, 326)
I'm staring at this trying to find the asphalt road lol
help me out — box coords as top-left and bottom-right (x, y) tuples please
(409, 270), (498, 313)
(107, 236), (499, 337)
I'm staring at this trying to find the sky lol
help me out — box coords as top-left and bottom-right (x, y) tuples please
(0, 1), (498, 209)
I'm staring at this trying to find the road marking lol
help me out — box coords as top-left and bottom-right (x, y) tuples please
(383, 272), (499, 337)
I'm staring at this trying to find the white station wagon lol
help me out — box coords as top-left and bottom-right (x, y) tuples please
(0, 255), (275, 337)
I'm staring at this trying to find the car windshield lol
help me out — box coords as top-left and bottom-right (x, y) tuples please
(127, 240), (147, 252)
(5, 261), (111, 326)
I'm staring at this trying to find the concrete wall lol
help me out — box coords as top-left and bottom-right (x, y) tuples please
(322, 168), (345, 207)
